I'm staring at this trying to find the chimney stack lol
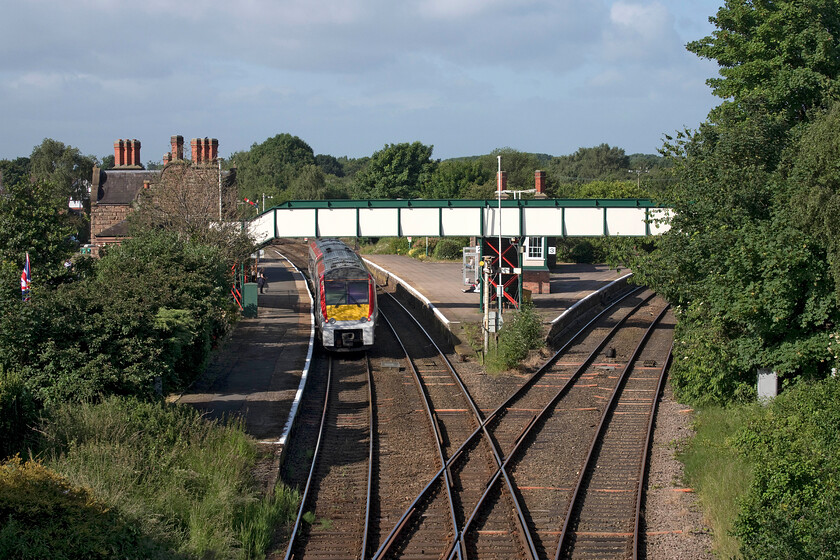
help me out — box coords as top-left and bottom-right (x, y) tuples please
(129, 139), (141, 167)
(163, 153), (172, 165)
(497, 170), (508, 192)
(210, 138), (218, 161)
(191, 138), (200, 163)
(171, 135), (184, 160)
(535, 170), (546, 196)
(114, 140), (126, 167)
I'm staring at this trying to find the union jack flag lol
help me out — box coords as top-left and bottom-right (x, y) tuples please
(20, 252), (30, 302)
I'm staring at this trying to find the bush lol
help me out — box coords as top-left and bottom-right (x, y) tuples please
(0, 457), (170, 559)
(433, 238), (467, 260)
(34, 396), (298, 559)
(733, 377), (840, 559)
(487, 303), (543, 371)
(0, 369), (38, 460)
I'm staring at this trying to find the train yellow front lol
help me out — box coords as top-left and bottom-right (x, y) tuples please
(308, 238), (377, 351)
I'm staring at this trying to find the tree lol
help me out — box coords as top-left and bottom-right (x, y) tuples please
(130, 161), (253, 264)
(688, 0), (840, 127)
(623, 0), (840, 404)
(353, 142), (436, 199)
(0, 157), (31, 189)
(0, 179), (79, 303)
(231, 133), (316, 203)
(549, 143), (630, 183)
(425, 159), (492, 199)
(315, 154), (344, 177)
(29, 139), (96, 204)
(477, 148), (543, 194)
(287, 164), (328, 200)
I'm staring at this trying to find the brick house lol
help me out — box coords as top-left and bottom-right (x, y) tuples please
(89, 135), (223, 255)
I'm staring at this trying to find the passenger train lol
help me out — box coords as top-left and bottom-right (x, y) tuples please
(308, 238), (378, 351)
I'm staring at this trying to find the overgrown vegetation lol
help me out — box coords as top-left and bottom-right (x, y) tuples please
(733, 377), (840, 559)
(2, 397), (299, 559)
(486, 303), (543, 372)
(679, 405), (755, 559)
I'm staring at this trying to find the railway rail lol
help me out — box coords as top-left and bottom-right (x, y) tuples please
(273, 240), (676, 559)
(284, 355), (373, 559)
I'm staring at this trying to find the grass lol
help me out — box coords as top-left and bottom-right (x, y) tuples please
(678, 404), (757, 559)
(26, 396), (300, 559)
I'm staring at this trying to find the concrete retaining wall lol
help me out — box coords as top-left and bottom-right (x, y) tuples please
(546, 273), (635, 348)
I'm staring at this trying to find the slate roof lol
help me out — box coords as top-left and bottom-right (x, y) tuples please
(95, 169), (159, 205)
(97, 220), (131, 238)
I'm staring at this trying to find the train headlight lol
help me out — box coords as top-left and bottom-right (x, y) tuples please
(328, 318), (336, 324)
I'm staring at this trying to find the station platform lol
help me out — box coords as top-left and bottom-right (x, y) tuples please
(362, 254), (626, 326)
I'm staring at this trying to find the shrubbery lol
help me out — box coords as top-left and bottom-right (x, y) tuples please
(487, 303), (543, 371)
(0, 456), (171, 559)
(432, 237), (467, 260)
(0, 369), (38, 463)
(0, 230), (235, 406)
(733, 378), (840, 559)
(24, 396), (299, 559)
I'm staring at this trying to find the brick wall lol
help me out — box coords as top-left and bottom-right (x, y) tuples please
(90, 205), (131, 245)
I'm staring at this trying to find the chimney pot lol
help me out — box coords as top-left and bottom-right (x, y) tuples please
(171, 135), (184, 160)
(114, 139), (126, 167)
(191, 138), (200, 163)
(497, 171), (508, 192)
(535, 170), (546, 194)
(130, 139), (141, 167)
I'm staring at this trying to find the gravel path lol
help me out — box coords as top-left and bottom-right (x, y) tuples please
(643, 383), (713, 559)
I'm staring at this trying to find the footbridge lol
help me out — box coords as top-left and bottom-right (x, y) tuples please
(247, 198), (671, 244)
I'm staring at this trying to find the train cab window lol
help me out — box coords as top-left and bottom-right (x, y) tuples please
(347, 281), (369, 305)
(325, 280), (370, 305)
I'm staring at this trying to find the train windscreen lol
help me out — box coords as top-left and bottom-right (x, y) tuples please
(325, 280), (370, 306)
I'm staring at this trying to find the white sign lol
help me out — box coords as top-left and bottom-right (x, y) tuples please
(548, 246), (556, 255)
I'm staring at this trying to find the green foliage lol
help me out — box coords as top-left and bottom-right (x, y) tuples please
(0, 456), (172, 559)
(237, 483), (300, 559)
(549, 143), (630, 183)
(33, 396), (296, 559)
(314, 154), (344, 177)
(0, 178), (80, 302)
(425, 159), (492, 199)
(487, 303), (543, 371)
(360, 237), (411, 256)
(0, 230), (234, 404)
(286, 164), (329, 200)
(688, 0), (840, 127)
(232, 133), (317, 203)
(0, 369), (38, 460)
(733, 378), (840, 559)
(432, 238), (466, 260)
(679, 405), (756, 559)
(29, 138), (97, 204)
(353, 142), (437, 199)
(625, 1), (840, 404)
(0, 157), (31, 187)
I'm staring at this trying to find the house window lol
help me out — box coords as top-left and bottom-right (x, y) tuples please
(527, 237), (543, 259)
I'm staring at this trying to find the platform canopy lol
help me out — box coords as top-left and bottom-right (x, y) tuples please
(247, 198), (671, 244)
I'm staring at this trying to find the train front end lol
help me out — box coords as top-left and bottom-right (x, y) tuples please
(319, 269), (377, 351)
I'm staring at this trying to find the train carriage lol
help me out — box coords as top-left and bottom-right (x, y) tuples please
(308, 238), (377, 351)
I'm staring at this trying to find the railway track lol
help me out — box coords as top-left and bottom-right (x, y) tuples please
(372, 294), (535, 560)
(284, 355), (373, 560)
(273, 240), (676, 559)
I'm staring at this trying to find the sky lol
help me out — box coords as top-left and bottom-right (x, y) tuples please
(0, 0), (724, 163)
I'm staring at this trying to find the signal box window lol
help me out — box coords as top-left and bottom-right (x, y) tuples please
(527, 237), (543, 259)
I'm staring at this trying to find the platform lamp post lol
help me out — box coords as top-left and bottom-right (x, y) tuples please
(262, 193), (274, 213)
(497, 156), (503, 324)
